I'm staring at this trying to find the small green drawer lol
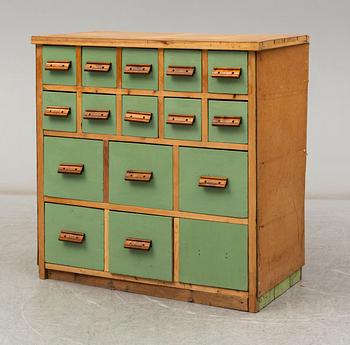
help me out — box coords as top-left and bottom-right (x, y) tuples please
(82, 47), (117, 87)
(109, 142), (172, 210)
(82, 93), (116, 135)
(42, 46), (76, 86)
(180, 219), (248, 290)
(208, 51), (248, 94)
(45, 203), (104, 270)
(42, 91), (76, 132)
(208, 100), (248, 144)
(179, 147), (247, 217)
(122, 95), (158, 138)
(122, 48), (158, 90)
(44, 137), (103, 202)
(164, 49), (202, 92)
(164, 98), (202, 141)
(109, 212), (172, 281)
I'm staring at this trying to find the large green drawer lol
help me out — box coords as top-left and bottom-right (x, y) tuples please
(164, 49), (202, 92)
(180, 219), (248, 290)
(45, 203), (104, 270)
(42, 46), (76, 86)
(179, 147), (247, 217)
(208, 100), (248, 144)
(164, 98), (202, 141)
(109, 142), (172, 210)
(82, 93), (116, 135)
(44, 137), (103, 201)
(208, 51), (248, 94)
(82, 47), (117, 87)
(122, 48), (158, 90)
(109, 212), (172, 281)
(42, 91), (76, 132)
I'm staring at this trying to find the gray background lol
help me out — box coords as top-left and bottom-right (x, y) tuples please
(1, 0), (349, 198)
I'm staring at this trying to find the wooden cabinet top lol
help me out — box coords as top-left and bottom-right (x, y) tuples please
(31, 31), (309, 51)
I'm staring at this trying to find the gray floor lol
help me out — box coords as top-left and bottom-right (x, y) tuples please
(1, 195), (349, 345)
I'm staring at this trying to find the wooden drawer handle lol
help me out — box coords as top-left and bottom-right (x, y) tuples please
(212, 116), (242, 127)
(166, 114), (195, 125)
(44, 106), (70, 117)
(125, 170), (153, 182)
(45, 60), (71, 71)
(198, 176), (228, 188)
(84, 110), (110, 120)
(84, 61), (111, 72)
(211, 67), (241, 78)
(124, 64), (152, 75)
(124, 111), (152, 123)
(59, 230), (85, 243)
(166, 65), (195, 77)
(57, 164), (84, 175)
(124, 237), (152, 251)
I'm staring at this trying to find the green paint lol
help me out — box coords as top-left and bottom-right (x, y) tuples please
(109, 212), (172, 281)
(82, 93), (116, 135)
(45, 203), (104, 270)
(208, 100), (248, 144)
(179, 147), (247, 217)
(122, 48), (158, 90)
(122, 95), (158, 138)
(44, 137), (103, 201)
(109, 142), (172, 210)
(42, 91), (76, 132)
(290, 269), (301, 286)
(164, 98), (202, 141)
(42, 46), (76, 86)
(258, 289), (275, 310)
(82, 47), (117, 87)
(274, 277), (291, 298)
(179, 219), (248, 290)
(164, 49), (202, 92)
(208, 51), (247, 94)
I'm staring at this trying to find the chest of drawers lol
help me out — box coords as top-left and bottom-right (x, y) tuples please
(31, 32), (309, 312)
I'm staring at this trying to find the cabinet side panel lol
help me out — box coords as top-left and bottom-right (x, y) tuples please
(257, 44), (308, 296)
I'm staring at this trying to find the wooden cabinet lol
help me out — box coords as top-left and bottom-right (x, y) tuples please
(32, 31), (309, 312)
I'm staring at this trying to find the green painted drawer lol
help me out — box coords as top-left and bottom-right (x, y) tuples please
(208, 51), (248, 94)
(82, 47), (117, 87)
(44, 137), (103, 201)
(180, 219), (248, 290)
(164, 98), (202, 141)
(45, 203), (104, 270)
(109, 212), (172, 281)
(122, 48), (158, 90)
(42, 91), (76, 132)
(109, 142), (172, 210)
(179, 147), (247, 217)
(42, 46), (76, 86)
(164, 49), (202, 92)
(122, 95), (158, 138)
(82, 93), (116, 135)
(208, 100), (248, 144)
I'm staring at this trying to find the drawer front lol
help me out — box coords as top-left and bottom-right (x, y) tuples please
(109, 142), (172, 210)
(45, 203), (104, 270)
(82, 47), (117, 87)
(208, 100), (248, 144)
(208, 51), (247, 94)
(42, 91), (76, 132)
(109, 211), (172, 281)
(82, 93), (116, 135)
(179, 147), (247, 217)
(122, 95), (158, 138)
(42, 46), (76, 86)
(164, 49), (202, 92)
(44, 137), (103, 201)
(179, 219), (248, 290)
(122, 48), (158, 90)
(164, 98), (202, 141)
